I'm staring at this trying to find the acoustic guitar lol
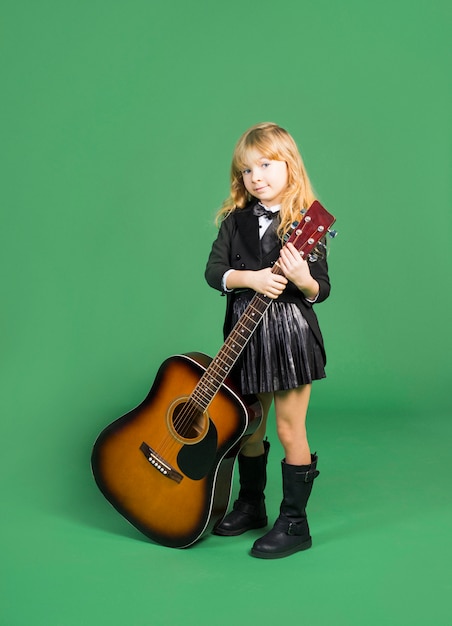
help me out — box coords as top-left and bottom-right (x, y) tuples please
(91, 201), (336, 548)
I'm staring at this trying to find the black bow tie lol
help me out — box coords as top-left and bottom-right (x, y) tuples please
(253, 204), (280, 220)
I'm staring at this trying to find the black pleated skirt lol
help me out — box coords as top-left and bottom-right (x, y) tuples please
(230, 292), (326, 395)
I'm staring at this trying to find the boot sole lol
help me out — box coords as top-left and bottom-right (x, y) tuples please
(212, 519), (268, 537)
(250, 538), (312, 559)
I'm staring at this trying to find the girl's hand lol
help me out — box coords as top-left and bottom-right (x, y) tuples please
(278, 242), (319, 300)
(226, 268), (288, 299)
(250, 267), (288, 299)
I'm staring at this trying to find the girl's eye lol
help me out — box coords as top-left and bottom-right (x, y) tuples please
(242, 168), (251, 175)
(262, 162), (270, 168)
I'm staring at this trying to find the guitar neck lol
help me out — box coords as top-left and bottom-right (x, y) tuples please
(190, 291), (272, 412)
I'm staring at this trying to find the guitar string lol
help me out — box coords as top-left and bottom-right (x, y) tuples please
(155, 291), (270, 460)
(155, 228), (315, 459)
(154, 218), (330, 460)
(156, 298), (293, 458)
(156, 294), (268, 458)
(155, 225), (321, 459)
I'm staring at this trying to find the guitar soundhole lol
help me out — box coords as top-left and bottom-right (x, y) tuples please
(169, 399), (208, 442)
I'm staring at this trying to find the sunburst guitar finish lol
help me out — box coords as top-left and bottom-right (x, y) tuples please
(91, 352), (262, 548)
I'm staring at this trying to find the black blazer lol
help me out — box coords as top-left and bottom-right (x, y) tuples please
(205, 201), (331, 364)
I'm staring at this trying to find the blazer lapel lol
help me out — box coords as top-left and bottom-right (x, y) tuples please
(235, 204), (261, 262)
(260, 214), (282, 265)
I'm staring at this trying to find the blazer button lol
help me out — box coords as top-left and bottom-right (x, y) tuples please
(240, 263), (245, 268)
(235, 254), (241, 260)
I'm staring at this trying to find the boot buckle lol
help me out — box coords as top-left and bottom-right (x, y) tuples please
(304, 469), (320, 482)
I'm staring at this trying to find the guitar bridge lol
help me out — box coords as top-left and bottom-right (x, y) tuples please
(140, 442), (183, 484)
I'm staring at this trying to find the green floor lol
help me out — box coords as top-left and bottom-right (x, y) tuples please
(2, 404), (450, 626)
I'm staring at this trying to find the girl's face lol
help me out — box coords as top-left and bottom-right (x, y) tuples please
(241, 148), (288, 208)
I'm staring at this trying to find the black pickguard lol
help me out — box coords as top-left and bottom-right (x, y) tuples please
(177, 419), (218, 480)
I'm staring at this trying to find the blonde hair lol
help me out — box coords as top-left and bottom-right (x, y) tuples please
(217, 122), (316, 239)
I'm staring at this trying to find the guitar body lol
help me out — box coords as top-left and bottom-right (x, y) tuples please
(91, 352), (262, 548)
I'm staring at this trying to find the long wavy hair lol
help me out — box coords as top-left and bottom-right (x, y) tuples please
(216, 122), (317, 240)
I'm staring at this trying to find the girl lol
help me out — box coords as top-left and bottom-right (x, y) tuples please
(205, 122), (331, 559)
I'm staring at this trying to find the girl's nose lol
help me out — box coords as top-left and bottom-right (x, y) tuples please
(251, 168), (262, 182)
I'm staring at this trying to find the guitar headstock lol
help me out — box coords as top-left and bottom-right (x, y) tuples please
(284, 201), (336, 258)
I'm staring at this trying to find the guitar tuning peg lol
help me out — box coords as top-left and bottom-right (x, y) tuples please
(284, 220), (300, 242)
(328, 229), (338, 239)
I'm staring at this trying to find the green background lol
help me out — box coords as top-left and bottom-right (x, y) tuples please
(1, 1), (451, 624)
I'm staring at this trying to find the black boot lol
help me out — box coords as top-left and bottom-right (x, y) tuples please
(213, 440), (270, 536)
(250, 454), (319, 558)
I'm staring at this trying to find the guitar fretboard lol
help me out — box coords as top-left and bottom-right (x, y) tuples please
(190, 290), (273, 411)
